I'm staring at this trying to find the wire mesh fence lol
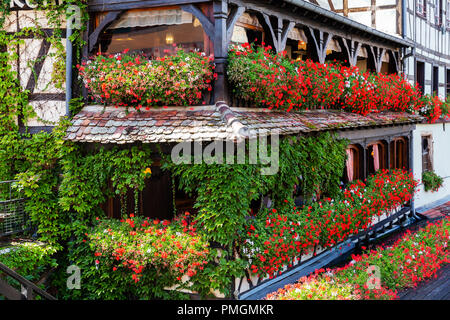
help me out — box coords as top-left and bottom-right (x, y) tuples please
(0, 181), (28, 237)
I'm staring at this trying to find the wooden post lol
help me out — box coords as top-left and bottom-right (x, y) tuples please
(343, 0), (349, 17)
(304, 27), (333, 64)
(366, 45), (386, 73)
(362, 142), (367, 180)
(213, 0), (228, 103)
(387, 137), (392, 169)
(226, 5), (245, 46)
(338, 38), (361, 66)
(258, 13), (295, 53)
(88, 11), (125, 53)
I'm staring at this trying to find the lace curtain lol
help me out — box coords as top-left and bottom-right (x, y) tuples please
(98, 9), (194, 29)
(346, 148), (354, 182)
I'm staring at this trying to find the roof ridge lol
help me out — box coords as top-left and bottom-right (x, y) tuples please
(216, 101), (250, 141)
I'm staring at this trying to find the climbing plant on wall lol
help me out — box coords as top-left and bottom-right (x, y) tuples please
(0, 0), (89, 245)
(161, 132), (348, 249)
(0, 1), (157, 246)
(0, 0), (88, 180)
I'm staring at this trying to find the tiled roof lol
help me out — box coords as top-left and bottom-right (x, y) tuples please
(65, 103), (424, 144)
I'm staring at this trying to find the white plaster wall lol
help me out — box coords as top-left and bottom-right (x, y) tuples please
(27, 101), (66, 126)
(376, 9), (397, 35)
(2, 10), (67, 127)
(413, 123), (450, 208)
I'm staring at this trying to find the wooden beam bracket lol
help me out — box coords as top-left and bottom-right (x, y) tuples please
(88, 10), (125, 53)
(305, 27), (333, 64)
(259, 13), (295, 53)
(226, 5), (245, 45)
(180, 4), (215, 42)
(366, 45), (386, 73)
(388, 49), (400, 74)
(338, 37), (361, 66)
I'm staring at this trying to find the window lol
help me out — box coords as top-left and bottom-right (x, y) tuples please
(366, 142), (387, 176)
(390, 137), (409, 170)
(422, 135), (433, 172)
(416, 61), (425, 95)
(447, 1), (450, 28)
(446, 68), (450, 96)
(433, 65), (439, 94)
(435, 0), (443, 25)
(417, 0), (427, 17)
(102, 165), (195, 220)
(343, 145), (363, 183)
(97, 7), (212, 57)
(285, 28), (308, 61)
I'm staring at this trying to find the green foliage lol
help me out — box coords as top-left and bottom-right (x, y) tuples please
(266, 132), (348, 205)
(227, 43), (297, 109)
(422, 170), (444, 192)
(57, 237), (165, 300)
(442, 95), (450, 118)
(59, 214), (210, 300)
(109, 146), (153, 195)
(59, 144), (152, 218)
(56, 214), (249, 299)
(12, 122), (74, 246)
(0, 242), (58, 283)
(162, 132), (348, 249)
(10, 126), (153, 245)
(0, 1), (91, 245)
(0, 32), (35, 138)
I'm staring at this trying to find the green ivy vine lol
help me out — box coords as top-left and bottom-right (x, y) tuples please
(162, 132), (348, 248)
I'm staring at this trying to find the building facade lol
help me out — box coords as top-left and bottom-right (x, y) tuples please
(2, 0), (446, 298)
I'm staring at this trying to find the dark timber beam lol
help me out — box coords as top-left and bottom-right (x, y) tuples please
(338, 38), (361, 66)
(366, 45), (386, 73)
(388, 49), (400, 74)
(229, 0), (404, 51)
(280, 21), (296, 53)
(88, 10), (124, 53)
(213, 0), (228, 102)
(304, 27), (333, 64)
(257, 12), (296, 53)
(25, 39), (51, 93)
(386, 136), (392, 169)
(180, 4), (215, 42)
(226, 5), (245, 45)
(88, 0), (207, 12)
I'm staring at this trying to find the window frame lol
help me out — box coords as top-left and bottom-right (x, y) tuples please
(390, 137), (409, 170)
(434, 0), (443, 26)
(417, 0), (427, 19)
(447, 0), (450, 29)
(95, 6), (213, 57)
(343, 144), (362, 183)
(366, 141), (387, 177)
(421, 134), (434, 173)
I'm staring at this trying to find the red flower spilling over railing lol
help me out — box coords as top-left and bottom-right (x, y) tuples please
(416, 94), (443, 124)
(85, 212), (211, 284)
(227, 43), (444, 122)
(241, 169), (418, 279)
(77, 48), (215, 109)
(265, 218), (449, 300)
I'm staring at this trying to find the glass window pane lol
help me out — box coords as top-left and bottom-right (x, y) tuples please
(98, 9), (208, 57)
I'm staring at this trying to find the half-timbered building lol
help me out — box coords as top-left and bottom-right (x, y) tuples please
(4, 0), (445, 298)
